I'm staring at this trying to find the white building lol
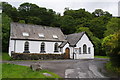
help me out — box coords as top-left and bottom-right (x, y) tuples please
(9, 22), (94, 59)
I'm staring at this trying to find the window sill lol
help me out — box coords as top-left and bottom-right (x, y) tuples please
(23, 51), (30, 53)
(54, 51), (59, 52)
(40, 51), (46, 53)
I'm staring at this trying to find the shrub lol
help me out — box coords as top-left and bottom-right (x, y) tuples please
(11, 53), (65, 60)
(102, 31), (120, 67)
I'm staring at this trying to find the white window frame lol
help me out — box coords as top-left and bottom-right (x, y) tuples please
(22, 32), (29, 37)
(53, 35), (58, 39)
(38, 33), (45, 38)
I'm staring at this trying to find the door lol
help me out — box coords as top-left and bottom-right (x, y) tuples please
(65, 48), (70, 59)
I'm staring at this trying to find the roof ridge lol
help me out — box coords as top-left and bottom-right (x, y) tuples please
(67, 31), (85, 36)
(11, 22), (61, 30)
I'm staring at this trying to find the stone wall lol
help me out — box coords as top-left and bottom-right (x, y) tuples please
(11, 53), (65, 60)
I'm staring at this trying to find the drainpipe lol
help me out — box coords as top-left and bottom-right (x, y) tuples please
(14, 40), (16, 53)
(73, 47), (74, 59)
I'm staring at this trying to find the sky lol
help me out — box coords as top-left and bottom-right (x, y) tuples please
(1, 0), (120, 16)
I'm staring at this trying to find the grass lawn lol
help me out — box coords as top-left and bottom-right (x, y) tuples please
(95, 56), (109, 59)
(2, 52), (11, 61)
(1, 63), (61, 78)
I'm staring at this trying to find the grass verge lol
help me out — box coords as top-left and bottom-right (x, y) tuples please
(1, 63), (61, 78)
(2, 52), (11, 61)
(106, 61), (120, 77)
(95, 56), (109, 59)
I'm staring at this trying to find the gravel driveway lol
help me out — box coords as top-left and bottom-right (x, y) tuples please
(1, 58), (117, 78)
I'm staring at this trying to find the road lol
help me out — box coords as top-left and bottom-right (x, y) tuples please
(1, 58), (117, 78)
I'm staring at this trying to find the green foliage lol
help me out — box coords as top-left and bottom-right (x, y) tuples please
(92, 9), (112, 17)
(106, 62), (120, 76)
(92, 9), (104, 17)
(2, 52), (11, 60)
(104, 18), (120, 37)
(64, 8), (93, 19)
(2, 13), (12, 52)
(60, 15), (76, 34)
(27, 16), (41, 25)
(18, 2), (56, 26)
(89, 17), (106, 39)
(76, 27), (93, 36)
(2, 2), (19, 22)
(18, 20), (25, 23)
(102, 31), (120, 67)
(2, 63), (60, 78)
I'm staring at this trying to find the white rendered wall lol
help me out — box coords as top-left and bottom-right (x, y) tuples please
(9, 40), (14, 56)
(9, 40), (62, 56)
(75, 34), (94, 59)
(62, 43), (69, 53)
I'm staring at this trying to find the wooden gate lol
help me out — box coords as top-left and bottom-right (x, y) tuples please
(65, 48), (70, 59)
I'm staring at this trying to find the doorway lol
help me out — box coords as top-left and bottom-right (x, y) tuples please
(65, 48), (70, 59)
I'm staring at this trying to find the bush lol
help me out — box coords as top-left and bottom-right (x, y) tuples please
(11, 53), (65, 60)
(106, 62), (120, 76)
(102, 31), (120, 67)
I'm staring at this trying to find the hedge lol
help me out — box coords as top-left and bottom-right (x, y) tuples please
(11, 53), (65, 60)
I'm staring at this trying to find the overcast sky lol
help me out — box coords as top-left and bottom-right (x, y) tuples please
(1, 0), (120, 16)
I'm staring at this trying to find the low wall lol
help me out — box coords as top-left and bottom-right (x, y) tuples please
(11, 53), (65, 60)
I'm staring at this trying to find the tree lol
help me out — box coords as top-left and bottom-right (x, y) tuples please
(2, 13), (12, 52)
(104, 18), (120, 37)
(92, 9), (104, 17)
(64, 8), (93, 20)
(76, 27), (93, 37)
(102, 31), (120, 66)
(2, 2), (19, 22)
(50, 13), (61, 27)
(60, 15), (76, 34)
(18, 2), (56, 26)
(92, 9), (112, 17)
(39, 9), (56, 26)
(2, 2), (13, 17)
(89, 17), (106, 39)
(27, 16), (41, 25)
(18, 2), (40, 23)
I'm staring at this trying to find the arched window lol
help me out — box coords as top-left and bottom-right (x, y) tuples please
(83, 44), (87, 54)
(88, 47), (90, 54)
(23, 41), (30, 53)
(79, 47), (81, 54)
(40, 42), (45, 53)
(54, 43), (59, 52)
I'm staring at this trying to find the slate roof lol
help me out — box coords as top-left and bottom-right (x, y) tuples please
(59, 41), (68, 48)
(10, 22), (66, 42)
(66, 32), (85, 46)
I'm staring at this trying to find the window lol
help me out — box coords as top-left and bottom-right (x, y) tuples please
(38, 33), (44, 38)
(22, 32), (29, 36)
(23, 41), (30, 53)
(79, 47), (81, 54)
(54, 43), (59, 52)
(53, 35), (58, 39)
(83, 44), (87, 54)
(40, 42), (45, 53)
(88, 47), (90, 54)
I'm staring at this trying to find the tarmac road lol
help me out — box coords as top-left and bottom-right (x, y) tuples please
(1, 58), (117, 78)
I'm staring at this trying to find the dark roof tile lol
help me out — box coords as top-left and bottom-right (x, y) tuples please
(10, 22), (66, 42)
